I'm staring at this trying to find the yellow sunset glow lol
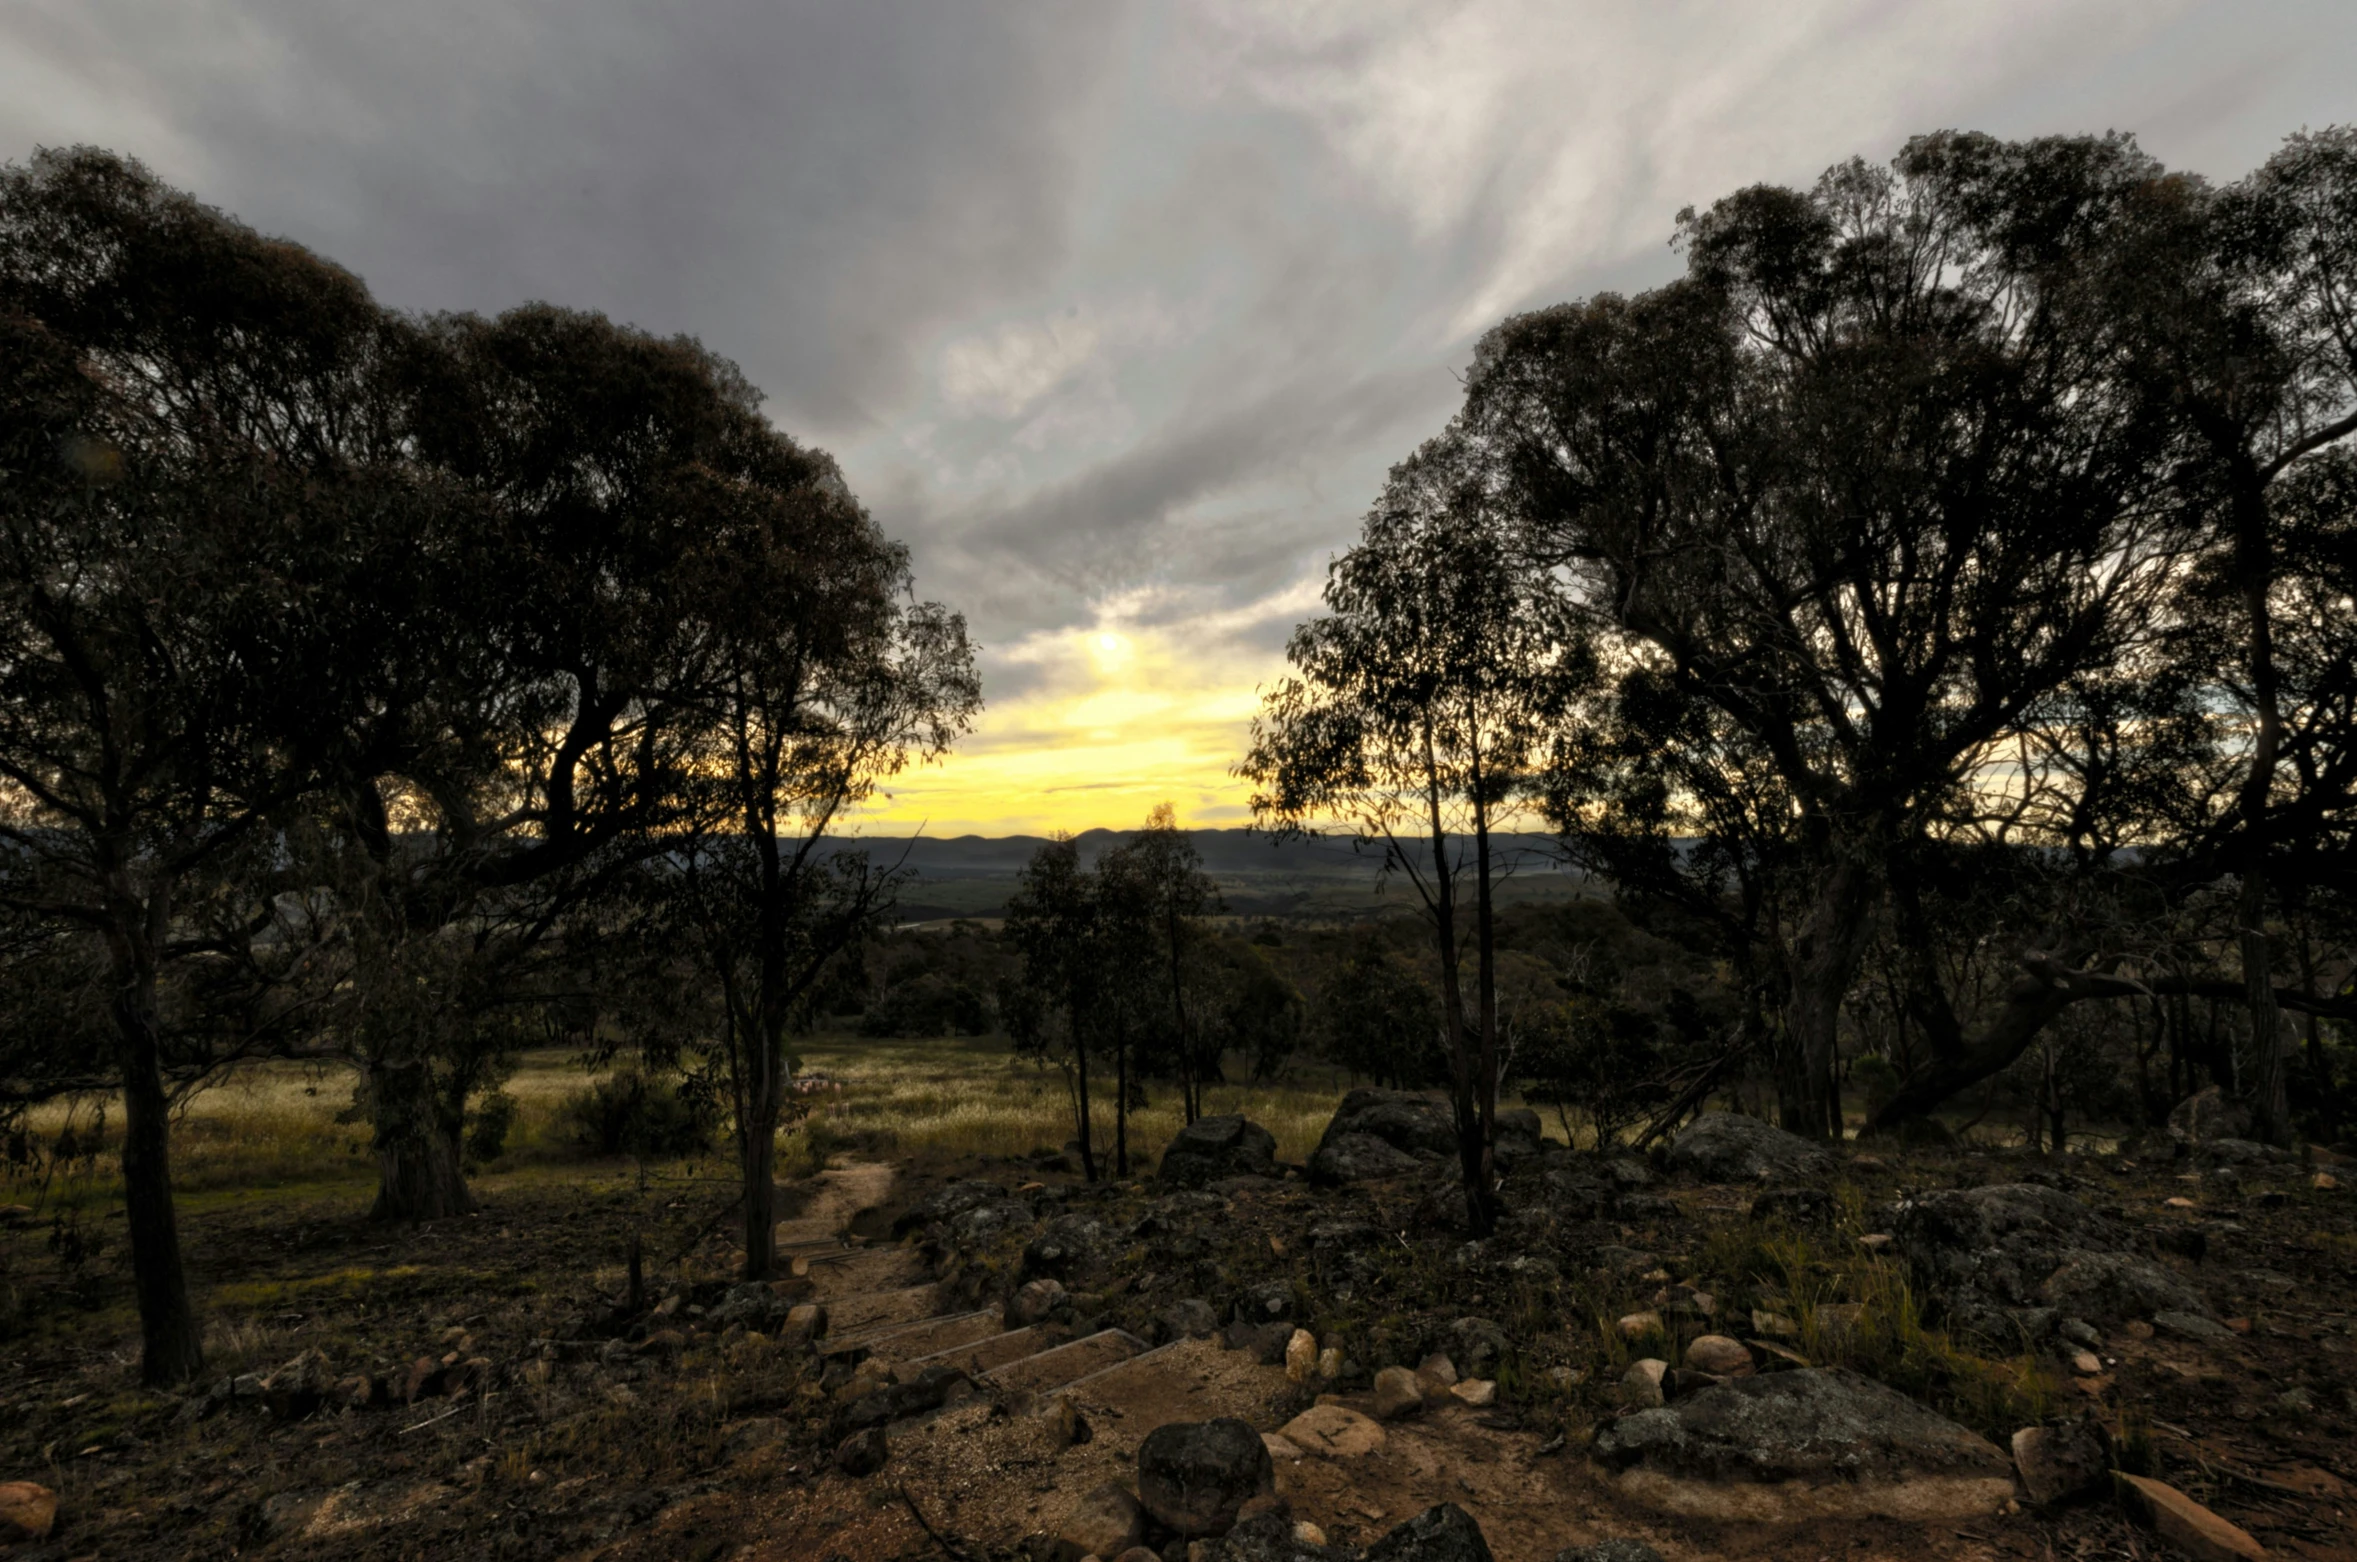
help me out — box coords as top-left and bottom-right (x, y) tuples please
(848, 599), (1304, 837)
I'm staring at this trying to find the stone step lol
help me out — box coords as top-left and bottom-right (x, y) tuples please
(1033, 1337), (1189, 1407)
(821, 1283), (942, 1340)
(825, 1308), (1004, 1363)
(984, 1329), (1150, 1397)
(903, 1323), (1055, 1379)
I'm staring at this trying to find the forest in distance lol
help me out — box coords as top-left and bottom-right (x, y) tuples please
(2, 116), (2355, 1412)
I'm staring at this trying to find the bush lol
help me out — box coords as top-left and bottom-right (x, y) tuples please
(463, 1090), (519, 1167)
(561, 1068), (717, 1160)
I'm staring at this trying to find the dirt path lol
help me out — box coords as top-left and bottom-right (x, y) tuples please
(774, 1159), (897, 1248)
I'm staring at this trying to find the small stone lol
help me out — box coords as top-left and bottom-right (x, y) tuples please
(2165, 1196), (2197, 1210)
(1285, 1328), (1318, 1384)
(2011, 1421), (2106, 1506)
(1363, 1502), (1496, 1562)
(1056, 1483), (1144, 1562)
(1374, 1365), (1426, 1420)
(1621, 1358), (1669, 1408)
(1750, 1309), (1797, 1339)
(1545, 1365), (1589, 1393)
(1317, 1346), (1343, 1380)
(1137, 1418), (1275, 1538)
(834, 1426), (889, 1476)
(1858, 1232), (1893, 1252)
(1450, 1378), (1497, 1406)
(1046, 1393), (1093, 1450)
(2275, 1386), (2314, 1412)
(0, 1482), (56, 1542)
(2068, 1350), (2102, 1375)
(1683, 1335), (1753, 1378)
(1617, 1311), (1663, 1342)
(785, 1302), (828, 1339)
(1417, 1351), (1459, 1386)
(2312, 1172), (2339, 1191)
(1293, 1521), (1328, 1547)
(1114, 1549), (1161, 1562)
(2117, 1473), (2266, 1561)
(1011, 1277), (1069, 1328)
(1279, 1403), (1387, 1457)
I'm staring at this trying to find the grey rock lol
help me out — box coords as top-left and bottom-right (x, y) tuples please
(1055, 1483), (1144, 1562)
(1446, 1317), (1510, 1379)
(1137, 1418), (1274, 1538)
(1233, 1280), (1294, 1324)
(1307, 1132), (1423, 1186)
(1493, 1108), (1545, 1169)
(834, 1426), (889, 1477)
(1591, 1367), (2012, 1490)
(1154, 1297), (1221, 1343)
(2152, 1310), (2237, 1343)
(1891, 1183), (2123, 1331)
(2012, 1420), (2106, 1507)
(1203, 1507), (1352, 1562)
(2039, 1253), (2209, 1324)
(1008, 1277), (1069, 1328)
(835, 1365), (970, 1432)
(1318, 1088), (1461, 1159)
(1221, 1320), (1293, 1365)
(1161, 1115), (1279, 1188)
(2167, 1086), (2251, 1145)
(1554, 1544), (1665, 1562)
(1363, 1503), (1495, 1562)
(1023, 1214), (1116, 1282)
(950, 1200), (1037, 1247)
(894, 1179), (1005, 1236)
(1664, 1114), (1834, 1184)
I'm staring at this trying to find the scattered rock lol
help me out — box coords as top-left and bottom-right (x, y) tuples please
(1155, 1298), (1221, 1342)
(1617, 1311), (1664, 1342)
(1318, 1088), (1460, 1158)
(1622, 1359), (1669, 1408)
(2118, 1473), (2266, 1562)
(2168, 1087), (2253, 1146)
(1450, 1379), (1496, 1407)
(0, 1482), (56, 1542)
(1683, 1335), (1753, 1378)
(1750, 1187), (1835, 1223)
(1161, 1115), (1279, 1188)
(709, 1281), (792, 1333)
(834, 1426), (889, 1477)
(2011, 1420), (2106, 1507)
(260, 1348), (333, 1421)
(835, 1365), (972, 1432)
(1010, 1277), (1069, 1328)
(784, 1302), (828, 1339)
(1553, 1544), (1665, 1562)
(1664, 1113), (1834, 1183)
(1206, 1506), (1349, 1562)
(1362, 1502), (1495, 1562)
(2153, 1310), (2238, 1344)
(1137, 1418), (1275, 1539)
(1057, 1482), (1145, 1562)
(1416, 1351), (1459, 1387)
(1317, 1346), (1343, 1380)
(1280, 1403), (1387, 1457)
(1045, 1394), (1093, 1450)
(1308, 1133), (1424, 1186)
(1591, 1367), (2016, 1521)
(1235, 1280), (1295, 1324)
(1284, 1328), (1318, 1384)
(1750, 1309), (1797, 1338)
(2039, 1253), (2210, 1325)
(1373, 1366), (1427, 1420)
(951, 1199), (1038, 1247)
(1445, 1316), (1509, 1377)
(1024, 1214), (1117, 1282)
(894, 1179), (1005, 1237)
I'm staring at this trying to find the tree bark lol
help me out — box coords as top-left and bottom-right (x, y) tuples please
(1418, 718), (1491, 1237)
(105, 898), (204, 1386)
(1781, 849), (1877, 1139)
(367, 1056), (477, 1223)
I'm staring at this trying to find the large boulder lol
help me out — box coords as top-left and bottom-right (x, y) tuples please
(1137, 1417), (1275, 1538)
(1890, 1183), (2117, 1322)
(1161, 1114), (1279, 1187)
(1318, 1089), (1458, 1158)
(1055, 1482), (1144, 1562)
(1590, 1367), (2015, 1522)
(2168, 1086), (2253, 1145)
(1664, 1114), (1833, 1184)
(1363, 1504), (1495, 1562)
(1308, 1133), (1424, 1186)
(2039, 1253), (2209, 1324)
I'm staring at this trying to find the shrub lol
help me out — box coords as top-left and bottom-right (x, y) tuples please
(462, 1090), (519, 1167)
(560, 1068), (717, 1160)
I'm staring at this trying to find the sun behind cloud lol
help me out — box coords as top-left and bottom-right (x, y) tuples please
(850, 584), (1314, 837)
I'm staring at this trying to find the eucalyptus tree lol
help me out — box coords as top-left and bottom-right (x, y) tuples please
(1004, 835), (1103, 1181)
(1128, 804), (1224, 1123)
(676, 464), (978, 1280)
(1242, 425), (1584, 1233)
(1468, 133), (2199, 1137)
(0, 147), (412, 1381)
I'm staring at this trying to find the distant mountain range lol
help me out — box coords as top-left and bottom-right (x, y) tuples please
(817, 828), (1587, 923)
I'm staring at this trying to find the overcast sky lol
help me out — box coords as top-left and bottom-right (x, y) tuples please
(7, 1), (2353, 833)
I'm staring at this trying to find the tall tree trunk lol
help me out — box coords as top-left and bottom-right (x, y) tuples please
(1418, 720), (1490, 1237)
(368, 1055), (476, 1222)
(1115, 1027), (1130, 1178)
(1468, 762), (1499, 1236)
(106, 908), (204, 1386)
(1783, 849), (1877, 1139)
(1072, 1000), (1098, 1182)
(1168, 903), (1197, 1125)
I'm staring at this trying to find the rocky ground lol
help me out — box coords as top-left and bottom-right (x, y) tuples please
(4, 1090), (2356, 1560)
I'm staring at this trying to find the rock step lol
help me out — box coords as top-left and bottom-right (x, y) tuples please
(1033, 1338), (1190, 1408)
(824, 1308), (1004, 1363)
(984, 1329), (1150, 1397)
(820, 1283), (943, 1339)
(903, 1323), (1055, 1378)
